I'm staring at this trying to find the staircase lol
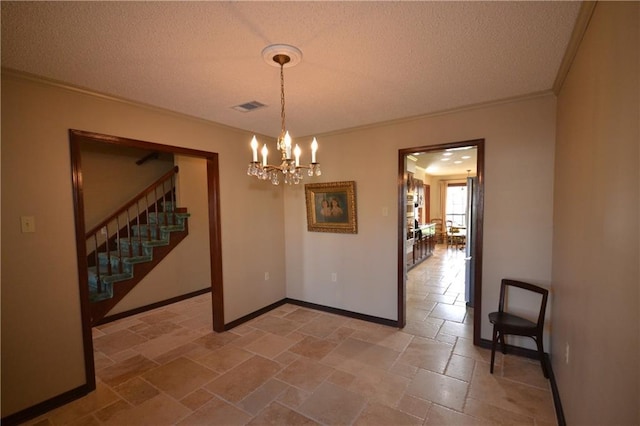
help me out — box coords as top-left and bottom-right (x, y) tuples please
(86, 166), (190, 325)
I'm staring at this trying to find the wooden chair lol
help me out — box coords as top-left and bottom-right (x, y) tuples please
(430, 218), (445, 245)
(445, 220), (459, 248)
(489, 279), (549, 378)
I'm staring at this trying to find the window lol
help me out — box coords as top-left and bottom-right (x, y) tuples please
(446, 183), (467, 226)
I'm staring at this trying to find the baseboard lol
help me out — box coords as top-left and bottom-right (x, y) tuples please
(546, 353), (566, 426)
(1, 384), (91, 426)
(223, 299), (289, 330)
(223, 298), (398, 331)
(284, 298), (398, 327)
(479, 338), (565, 426)
(95, 287), (211, 326)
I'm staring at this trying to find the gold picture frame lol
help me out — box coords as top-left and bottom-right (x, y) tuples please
(305, 181), (357, 234)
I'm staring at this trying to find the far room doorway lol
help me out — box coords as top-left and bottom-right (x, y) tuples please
(397, 139), (484, 346)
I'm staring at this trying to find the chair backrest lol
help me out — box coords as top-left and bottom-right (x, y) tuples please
(431, 218), (443, 232)
(498, 279), (549, 327)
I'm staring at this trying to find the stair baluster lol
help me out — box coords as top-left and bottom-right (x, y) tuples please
(153, 185), (160, 238)
(136, 201), (142, 257)
(115, 216), (122, 274)
(161, 180), (168, 226)
(105, 225), (112, 276)
(145, 193), (151, 242)
(93, 234), (102, 293)
(125, 210), (131, 258)
(171, 176), (176, 225)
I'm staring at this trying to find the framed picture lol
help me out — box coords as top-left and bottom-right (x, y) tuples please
(305, 181), (357, 234)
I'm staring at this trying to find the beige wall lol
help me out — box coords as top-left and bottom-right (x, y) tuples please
(0, 73), (286, 416)
(285, 94), (557, 349)
(553, 2), (639, 424)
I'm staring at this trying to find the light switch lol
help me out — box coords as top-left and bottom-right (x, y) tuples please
(21, 216), (36, 233)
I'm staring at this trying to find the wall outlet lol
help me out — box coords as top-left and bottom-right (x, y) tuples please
(565, 342), (570, 365)
(331, 272), (338, 282)
(264, 272), (270, 281)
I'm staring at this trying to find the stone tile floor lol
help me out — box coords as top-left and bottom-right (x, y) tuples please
(28, 245), (556, 425)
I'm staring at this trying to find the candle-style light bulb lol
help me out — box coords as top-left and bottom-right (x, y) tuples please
(261, 144), (268, 167)
(294, 144), (301, 167)
(311, 138), (318, 163)
(284, 131), (292, 159)
(250, 136), (258, 162)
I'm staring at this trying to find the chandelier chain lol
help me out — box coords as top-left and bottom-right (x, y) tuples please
(280, 64), (286, 138)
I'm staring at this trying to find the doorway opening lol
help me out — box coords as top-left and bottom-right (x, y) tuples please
(69, 129), (225, 391)
(397, 139), (484, 346)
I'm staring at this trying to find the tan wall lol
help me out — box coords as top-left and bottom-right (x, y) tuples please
(0, 73), (286, 416)
(552, 2), (639, 424)
(284, 94), (557, 348)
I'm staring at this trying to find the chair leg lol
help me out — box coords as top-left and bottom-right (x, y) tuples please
(490, 326), (498, 374)
(535, 336), (549, 379)
(499, 333), (507, 354)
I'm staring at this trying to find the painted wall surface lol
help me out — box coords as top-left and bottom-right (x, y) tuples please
(285, 94), (557, 347)
(552, 2), (639, 424)
(0, 74), (286, 416)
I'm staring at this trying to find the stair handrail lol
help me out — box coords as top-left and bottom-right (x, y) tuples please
(85, 166), (179, 238)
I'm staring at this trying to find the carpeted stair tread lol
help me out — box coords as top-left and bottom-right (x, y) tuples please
(142, 239), (171, 247)
(123, 255), (153, 264)
(88, 267), (133, 283)
(147, 212), (191, 225)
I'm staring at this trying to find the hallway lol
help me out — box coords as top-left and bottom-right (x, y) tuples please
(26, 245), (556, 425)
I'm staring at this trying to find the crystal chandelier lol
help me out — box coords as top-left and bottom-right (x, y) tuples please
(247, 44), (321, 185)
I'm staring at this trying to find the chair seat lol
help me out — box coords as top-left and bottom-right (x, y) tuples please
(488, 311), (537, 331)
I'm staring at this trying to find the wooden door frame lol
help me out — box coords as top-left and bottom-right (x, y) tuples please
(69, 129), (224, 391)
(397, 139), (484, 346)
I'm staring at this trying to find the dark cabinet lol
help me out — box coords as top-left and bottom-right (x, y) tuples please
(407, 223), (435, 269)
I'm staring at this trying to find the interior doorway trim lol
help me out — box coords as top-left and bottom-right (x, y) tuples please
(397, 139), (485, 346)
(69, 129), (225, 391)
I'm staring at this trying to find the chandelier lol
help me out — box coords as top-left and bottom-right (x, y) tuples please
(247, 44), (321, 185)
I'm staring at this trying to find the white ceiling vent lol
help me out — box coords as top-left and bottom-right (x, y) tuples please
(232, 101), (266, 113)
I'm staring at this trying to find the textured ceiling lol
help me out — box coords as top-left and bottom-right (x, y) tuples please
(1, 1), (581, 140)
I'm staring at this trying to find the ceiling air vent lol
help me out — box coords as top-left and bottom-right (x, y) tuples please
(232, 101), (266, 113)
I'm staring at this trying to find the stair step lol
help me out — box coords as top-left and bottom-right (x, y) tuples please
(130, 223), (185, 238)
(124, 255), (154, 264)
(147, 212), (190, 225)
(88, 266), (134, 282)
(87, 267), (133, 302)
(97, 252), (153, 267)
